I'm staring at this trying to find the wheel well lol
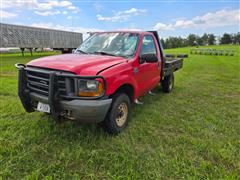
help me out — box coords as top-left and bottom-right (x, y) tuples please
(113, 84), (134, 102)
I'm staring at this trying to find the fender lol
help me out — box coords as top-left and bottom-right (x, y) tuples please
(105, 74), (139, 99)
(98, 62), (141, 100)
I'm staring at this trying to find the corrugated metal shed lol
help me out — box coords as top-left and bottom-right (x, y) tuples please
(0, 23), (83, 49)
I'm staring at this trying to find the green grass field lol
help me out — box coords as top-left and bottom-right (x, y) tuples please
(0, 45), (239, 179)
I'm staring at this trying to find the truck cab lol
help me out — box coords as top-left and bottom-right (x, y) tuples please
(16, 31), (183, 134)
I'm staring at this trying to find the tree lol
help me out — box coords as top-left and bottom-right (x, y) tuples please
(208, 34), (216, 45)
(161, 32), (238, 49)
(182, 38), (188, 47)
(160, 38), (166, 48)
(187, 34), (198, 46)
(220, 33), (232, 44)
(232, 33), (240, 44)
(201, 33), (209, 45)
(196, 35), (203, 46)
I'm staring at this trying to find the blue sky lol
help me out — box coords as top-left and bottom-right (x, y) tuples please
(1, 0), (239, 38)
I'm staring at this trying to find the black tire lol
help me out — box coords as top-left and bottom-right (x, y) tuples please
(162, 73), (174, 93)
(103, 93), (131, 135)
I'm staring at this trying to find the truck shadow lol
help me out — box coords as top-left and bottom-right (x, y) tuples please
(36, 113), (115, 143)
(34, 87), (167, 147)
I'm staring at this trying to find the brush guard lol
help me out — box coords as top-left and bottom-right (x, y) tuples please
(15, 63), (109, 121)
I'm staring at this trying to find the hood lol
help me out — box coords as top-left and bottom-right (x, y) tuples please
(27, 54), (127, 75)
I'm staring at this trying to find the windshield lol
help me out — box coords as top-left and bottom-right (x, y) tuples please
(75, 32), (139, 58)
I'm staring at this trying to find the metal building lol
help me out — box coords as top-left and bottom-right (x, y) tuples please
(0, 23), (83, 53)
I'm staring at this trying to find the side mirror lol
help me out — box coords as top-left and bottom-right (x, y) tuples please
(141, 53), (158, 63)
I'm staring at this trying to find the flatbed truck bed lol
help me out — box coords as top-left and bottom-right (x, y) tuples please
(163, 58), (183, 77)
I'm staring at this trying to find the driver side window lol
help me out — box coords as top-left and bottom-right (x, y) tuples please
(140, 35), (157, 64)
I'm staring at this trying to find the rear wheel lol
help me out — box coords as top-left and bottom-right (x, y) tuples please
(103, 93), (131, 135)
(162, 73), (174, 93)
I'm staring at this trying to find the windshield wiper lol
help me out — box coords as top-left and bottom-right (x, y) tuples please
(93, 51), (117, 57)
(75, 49), (88, 54)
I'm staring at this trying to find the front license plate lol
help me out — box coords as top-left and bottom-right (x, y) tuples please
(37, 102), (50, 113)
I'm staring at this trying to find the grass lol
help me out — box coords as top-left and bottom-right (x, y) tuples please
(0, 45), (240, 179)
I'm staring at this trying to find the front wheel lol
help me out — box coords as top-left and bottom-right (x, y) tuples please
(161, 73), (174, 93)
(103, 93), (131, 135)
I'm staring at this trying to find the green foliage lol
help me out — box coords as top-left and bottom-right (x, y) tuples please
(220, 33), (232, 44)
(162, 33), (238, 49)
(201, 33), (209, 45)
(208, 34), (216, 45)
(0, 46), (240, 179)
(231, 32), (240, 44)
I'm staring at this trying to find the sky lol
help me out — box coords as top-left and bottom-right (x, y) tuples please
(1, 0), (240, 38)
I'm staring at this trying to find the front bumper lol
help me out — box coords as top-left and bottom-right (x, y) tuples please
(30, 92), (112, 123)
(59, 99), (112, 123)
(16, 63), (112, 123)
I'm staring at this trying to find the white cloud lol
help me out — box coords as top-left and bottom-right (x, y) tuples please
(174, 20), (194, 28)
(154, 23), (174, 31)
(191, 9), (240, 28)
(35, 10), (61, 16)
(2, 0), (80, 17)
(31, 23), (102, 33)
(154, 9), (240, 31)
(96, 14), (128, 22)
(68, 6), (77, 10)
(97, 8), (147, 22)
(2, 0), (40, 10)
(67, 16), (72, 19)
(62, 11), (68, 15)
(0, 10), (18, 18)
(55, 1), (72, 7)
(123, 8), (146, 15)
(67, 6), (80, 13)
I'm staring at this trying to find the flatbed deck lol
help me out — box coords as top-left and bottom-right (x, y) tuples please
(148, 31), (184, 80)
(162, 58), (183, 77)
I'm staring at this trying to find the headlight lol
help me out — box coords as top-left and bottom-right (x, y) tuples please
(78, 79), (104, 97)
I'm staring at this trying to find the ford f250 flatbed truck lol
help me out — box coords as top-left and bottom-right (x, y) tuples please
(15, 31), (183, 134)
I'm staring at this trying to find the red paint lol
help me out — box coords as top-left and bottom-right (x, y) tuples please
(27, 54), (127, 76)
(27, 31), (163, 100)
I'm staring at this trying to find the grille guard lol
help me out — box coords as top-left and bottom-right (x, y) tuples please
(15, 63), (107, 114)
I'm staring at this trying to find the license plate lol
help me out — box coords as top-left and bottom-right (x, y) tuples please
(37, 102), (50, 113)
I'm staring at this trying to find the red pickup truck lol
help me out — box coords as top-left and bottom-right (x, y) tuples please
(16, 31), (183, 134)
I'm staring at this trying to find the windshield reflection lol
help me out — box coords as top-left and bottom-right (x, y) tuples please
(76, 32), (139, 58)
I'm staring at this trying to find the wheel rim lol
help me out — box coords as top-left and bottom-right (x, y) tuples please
(116, 102), (128, 127)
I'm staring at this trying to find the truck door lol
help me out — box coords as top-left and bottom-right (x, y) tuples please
(134, 35), (161, 96)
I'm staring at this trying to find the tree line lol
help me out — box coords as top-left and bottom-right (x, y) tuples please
(160, 32), (240, 49)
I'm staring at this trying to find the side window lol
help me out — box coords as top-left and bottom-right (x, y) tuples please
(140, 35), (157, 56)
